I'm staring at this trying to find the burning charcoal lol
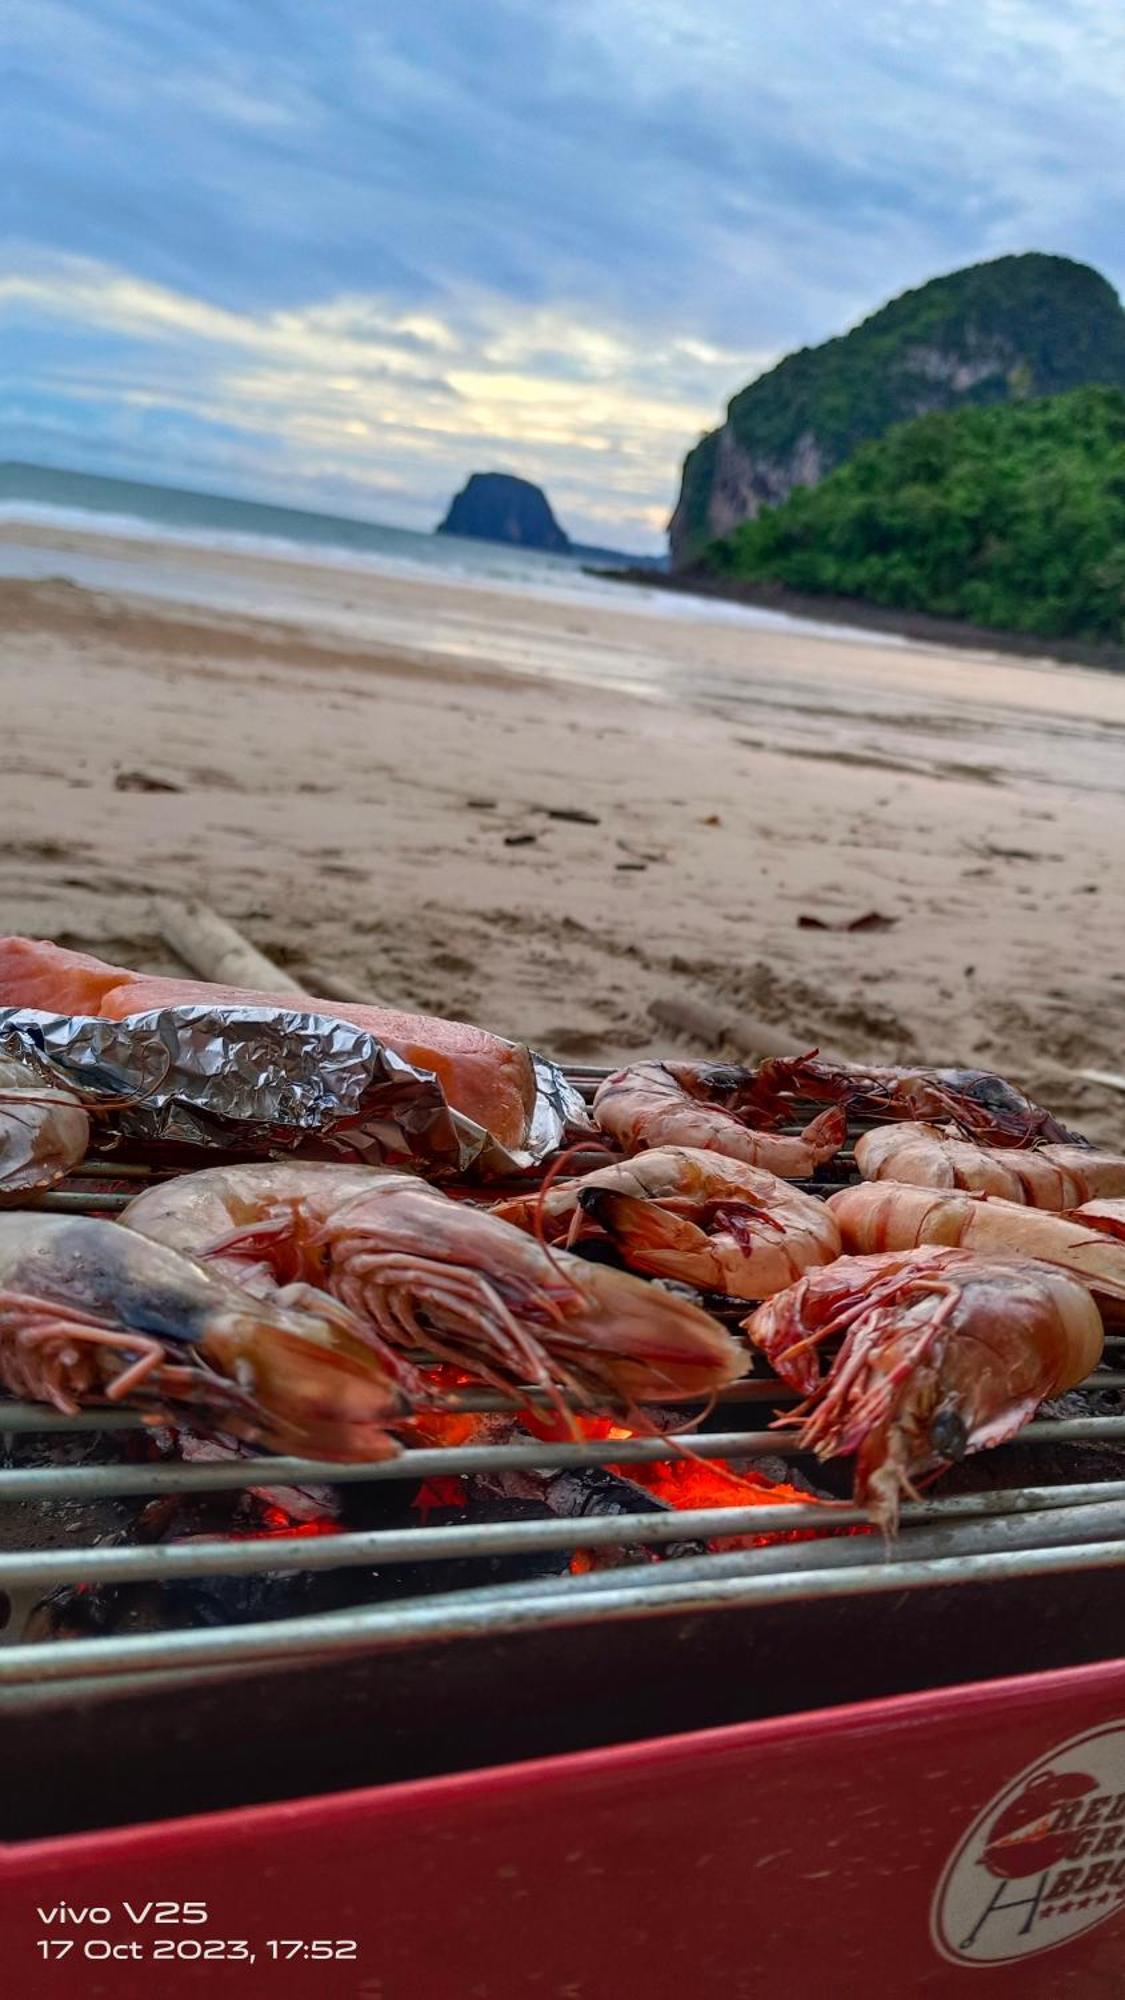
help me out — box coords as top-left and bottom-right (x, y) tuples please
(26, 1561), (367, 1642)
(360, 1490), (576, 1601)
(481, 1460), (702, 1569)
(540, 1466), (672, 1520)
(25, 1584), (121, 1644)
(549, 1466), (703, 1565)
(1, 1427), (149, 1569)
(169, 1432), (342, 1521)
(19, 1424), (360, 1644)
(1049, 1383), (1125, 1419)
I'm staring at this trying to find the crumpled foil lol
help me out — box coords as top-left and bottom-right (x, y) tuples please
(0, 1006), (588, 1177)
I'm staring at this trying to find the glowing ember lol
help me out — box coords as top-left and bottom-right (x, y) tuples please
(611, 1453), (828, 1549)
(243, 1505), (339, 1540)
(518, 1410), (834, 1548)
(404, 1366), (495, 1448)
(406, 1410), (487, 1447)
(411, 1475), (469, 1522)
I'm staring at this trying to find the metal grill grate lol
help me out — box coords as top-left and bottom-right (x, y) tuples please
(3, 1071), (1125, 1695)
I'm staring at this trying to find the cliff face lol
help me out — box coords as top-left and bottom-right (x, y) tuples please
(438, 472), (571, 552)
(669, 254), (1125, 565)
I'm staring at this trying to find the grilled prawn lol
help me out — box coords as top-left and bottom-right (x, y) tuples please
(493, 1146), (841, 1301)
(827, 1182), (1125, 1323)
(741, 1055), (1078, 1145)
(122, 1161), (746, 1408)
(0, 1044), (91, 1196)
(745, 1246), (1103, 1531)
(121, 1159), (412, 1291)
(855, 1123), (1125, 1207)
(0, 1212), (404, 1459)
(592, 1062), (846, 1177)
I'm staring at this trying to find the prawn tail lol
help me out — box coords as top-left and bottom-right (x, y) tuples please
(800, 1104), (848, 1163)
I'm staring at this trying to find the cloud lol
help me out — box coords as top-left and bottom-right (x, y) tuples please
(5, 0), (1123, 546)
(3, 255), (769, 541)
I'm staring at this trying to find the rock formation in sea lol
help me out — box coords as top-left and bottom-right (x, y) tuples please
(437, 472), (572, 552)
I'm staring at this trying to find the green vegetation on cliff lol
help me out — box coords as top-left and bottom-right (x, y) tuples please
(672, 254), (1125, 562)
(699, 387), (1125, 644)
(727, 255), (1125, 462)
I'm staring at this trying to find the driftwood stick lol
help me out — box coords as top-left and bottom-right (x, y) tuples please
(1077, 1068), (1125, 1097)
(157, 899), (385, 1008)
(155, 898), (303, 994)
(301, 965), (385, 1007)
(648, 993), (843, 1061)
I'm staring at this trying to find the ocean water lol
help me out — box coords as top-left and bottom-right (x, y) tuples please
(0, 459), (647, 593)
(3, 459), (1122, 801)
(0, 458), (895, 640)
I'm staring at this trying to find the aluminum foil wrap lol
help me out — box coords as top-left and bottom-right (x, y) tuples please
(0, 1006), (588, 1177)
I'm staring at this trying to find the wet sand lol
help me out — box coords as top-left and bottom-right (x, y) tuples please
(1, 529), (1122, 1143)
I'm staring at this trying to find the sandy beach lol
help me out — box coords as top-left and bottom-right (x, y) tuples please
(1, 523), (1122, 1143)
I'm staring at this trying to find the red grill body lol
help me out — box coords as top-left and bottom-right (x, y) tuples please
(6, 1655), (1124, 1998)
(5, 1096), (1124, 1992)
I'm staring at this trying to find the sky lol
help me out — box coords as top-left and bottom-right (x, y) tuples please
(5, 0), (1124, 551)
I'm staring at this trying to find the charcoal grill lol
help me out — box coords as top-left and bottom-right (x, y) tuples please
(4, 1072), (1125, 1996)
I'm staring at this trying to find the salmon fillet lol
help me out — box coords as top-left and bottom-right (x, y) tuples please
(0, 938), (537, 1151)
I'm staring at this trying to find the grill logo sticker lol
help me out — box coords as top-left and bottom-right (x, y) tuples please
(932, 1722), (1125, 1964)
